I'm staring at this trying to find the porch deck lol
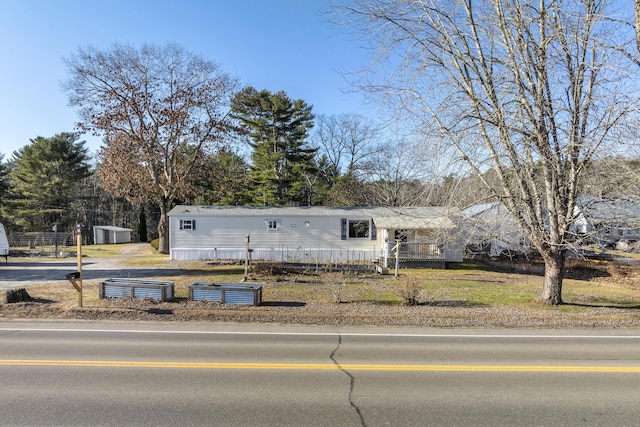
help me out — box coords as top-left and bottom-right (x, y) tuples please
(384, 242), (446, 269)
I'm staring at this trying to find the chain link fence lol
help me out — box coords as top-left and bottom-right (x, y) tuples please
(8, 232), (75, 257)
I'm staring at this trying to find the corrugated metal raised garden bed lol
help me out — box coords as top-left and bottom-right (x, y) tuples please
(99, 278), (174, 302)
(189, 282), (262, 306)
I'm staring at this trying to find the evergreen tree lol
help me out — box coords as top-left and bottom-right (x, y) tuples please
(191, 148), (252, 205)
(231, 86), (316, 206)
(4, 133), (91, 231)
(325, 173), (373, 206)
(0, 154), (10, 222)
(301, 154), (332, 206)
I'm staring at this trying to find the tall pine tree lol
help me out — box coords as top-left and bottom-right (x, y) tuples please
(0, 154), (10, 223)
(5, 133), (91, 231)
(231, 87), (317, 206)
(191, 148), (252, 206)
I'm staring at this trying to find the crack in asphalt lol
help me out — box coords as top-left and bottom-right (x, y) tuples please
(329, 334), (366, 427)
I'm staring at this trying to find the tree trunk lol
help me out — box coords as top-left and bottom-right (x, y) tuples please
(157, 198), (170, 254)
(636, 0), (640, 57)
(540, 251), (565, 305)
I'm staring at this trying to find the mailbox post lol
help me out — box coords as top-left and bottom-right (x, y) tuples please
(66, 271), (81, 306)
(66, 224), (83, 307)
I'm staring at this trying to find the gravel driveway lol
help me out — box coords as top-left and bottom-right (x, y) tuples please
(0, 244), (183, 290)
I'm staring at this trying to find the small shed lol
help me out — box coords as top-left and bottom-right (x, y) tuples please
(93, 226), (132, 244)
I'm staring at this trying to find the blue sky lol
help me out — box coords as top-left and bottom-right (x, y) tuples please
(0, 0), (368, 160)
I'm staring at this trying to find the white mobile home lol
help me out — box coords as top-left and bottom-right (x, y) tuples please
(168, 206), (461, 267)
(572, 195), (640, 238)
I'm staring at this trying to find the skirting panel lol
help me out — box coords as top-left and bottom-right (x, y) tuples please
(171, 247), (380, 263)
(385, 258), (446, 269)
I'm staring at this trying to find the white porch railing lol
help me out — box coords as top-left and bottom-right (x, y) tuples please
(394, 242), (444, 259)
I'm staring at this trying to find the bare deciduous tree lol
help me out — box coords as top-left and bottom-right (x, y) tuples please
(636, 0), (640, 56)
(362, 138), (431, 206)
(334, 0), (639, 304)
(312, 113), (379, 182)
(63, 43), (237, 253)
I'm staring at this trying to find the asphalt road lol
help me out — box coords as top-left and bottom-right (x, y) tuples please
(0, 322), (639, 426)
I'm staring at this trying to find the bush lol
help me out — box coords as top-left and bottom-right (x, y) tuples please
(252, 262), (286, 277)
(389, 276), (424, 306)
(323, 272), (346, 303)
(150, 239), (159, 251)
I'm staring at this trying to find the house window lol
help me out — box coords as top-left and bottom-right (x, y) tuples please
(265, 219), (280, 231)
(179, 219), (196, 230)
(348, 219), (370, 238)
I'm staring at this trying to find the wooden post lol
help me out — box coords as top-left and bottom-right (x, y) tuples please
(242, 234), (250, 282)
(76, 224), (83, 307)
(53, 224), (58, 258)
(394, 240), (400, 278)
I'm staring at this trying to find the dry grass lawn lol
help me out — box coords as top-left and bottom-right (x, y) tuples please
(2, 244), (640, 327)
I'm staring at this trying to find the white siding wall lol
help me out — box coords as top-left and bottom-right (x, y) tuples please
(0, 223), (8, 256)
(170, 214), (381, 262)
(114, 230), (131, 244)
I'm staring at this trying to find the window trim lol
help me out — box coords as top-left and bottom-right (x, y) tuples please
(344, 218), (371, 239)
(265, 219), (281, 231)
(179, 219), (196, 231)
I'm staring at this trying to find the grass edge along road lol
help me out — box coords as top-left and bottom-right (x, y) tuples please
(2, 243), (640, 327)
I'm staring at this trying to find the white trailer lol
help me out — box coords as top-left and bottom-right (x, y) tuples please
(0, 222), (9, 262)
(167, 205), (460, 267)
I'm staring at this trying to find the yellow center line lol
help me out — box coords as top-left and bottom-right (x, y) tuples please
(0, 360), (639, 373)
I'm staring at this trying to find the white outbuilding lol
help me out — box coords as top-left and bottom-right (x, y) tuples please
(93, 226), (132, 244)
